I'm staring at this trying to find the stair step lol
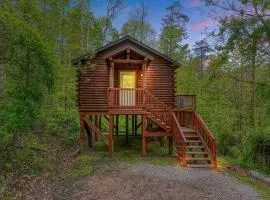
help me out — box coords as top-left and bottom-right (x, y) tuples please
(186, 151), (209, 155)
(187, 140), (202, 143)
(186, 157), (211, 161)
(184, 134), (199, 138)
(186, 145), (205, 149)
(186, 164), (212, 168)
(181, 127), (196, 133)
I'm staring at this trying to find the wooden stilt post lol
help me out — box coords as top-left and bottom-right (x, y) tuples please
(116, 115), (119, 136)
(142, 114), (146, 155)
(160, 137), (165, 147)
(95, 115), (98, 140)
(132, 115), (135, 135)
(99, 115), (102, 132)
(169, 137), (173, 155)
(89, 115), (95, 146)
(109, 115), (114, 154)
(79, 114), (85, 152)
(134, 115), (137, 136)
(125, 115), (129, 145)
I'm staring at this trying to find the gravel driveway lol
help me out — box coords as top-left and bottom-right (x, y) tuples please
(53, 163), (259, 200)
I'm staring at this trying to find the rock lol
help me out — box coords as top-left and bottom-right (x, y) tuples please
(249, 170), (270, 185)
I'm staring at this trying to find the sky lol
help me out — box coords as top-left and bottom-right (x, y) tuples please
(91, 0), (219, 47)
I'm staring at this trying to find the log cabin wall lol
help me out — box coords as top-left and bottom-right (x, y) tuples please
(146, 56), (175, 107)
(76, 39), (177, 113)
(77, 51), (109, 112)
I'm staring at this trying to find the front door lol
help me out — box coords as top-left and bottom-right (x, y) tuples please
(120, 71), (136, 106)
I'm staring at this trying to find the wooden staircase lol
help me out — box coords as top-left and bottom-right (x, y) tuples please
(143, 90), (217, 168)
(182, 127), (212, 168)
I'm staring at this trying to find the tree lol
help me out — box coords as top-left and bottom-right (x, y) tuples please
(207, 0), (270, 127)
(103, 0), (124, 43)
(120, 0), (156, 46)
(0, 20), (4, 98)
(0, 8), (55, 139)
(193, 39), (213, 79)
(159, 1), (189, 61)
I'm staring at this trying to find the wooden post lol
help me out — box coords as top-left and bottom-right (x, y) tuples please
(125, 115), (129, 145)
(132, 115), (135, 135)
(109, 115), (114, 154)
(116, 115), (119, 136)
(95, 115), (98, 140)
(142, 115), (146, 155)
(109, 57), (114, 88)
(160, 136), (165, 147)
(168, 137), (173, 155)
(142, 58), (147, 88)
(79, 114), (85, 152)
(99, 115), (102, 132)
(89, 115), (95, 146)
(134, 115), (137, 135)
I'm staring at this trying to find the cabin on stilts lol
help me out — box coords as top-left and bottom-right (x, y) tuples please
(72, 36), (217, 168)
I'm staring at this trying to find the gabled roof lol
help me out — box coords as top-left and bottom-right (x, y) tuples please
(72, 36), (180, 66)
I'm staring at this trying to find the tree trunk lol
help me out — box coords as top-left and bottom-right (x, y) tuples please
(0, 22), (4, 98)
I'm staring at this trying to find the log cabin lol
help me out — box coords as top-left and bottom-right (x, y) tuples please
(72, 36), (217, 168)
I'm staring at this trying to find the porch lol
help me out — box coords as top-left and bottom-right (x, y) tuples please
(107, 87), (196, 114)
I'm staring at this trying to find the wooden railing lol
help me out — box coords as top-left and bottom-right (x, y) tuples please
(175, 95), (196, 110)
(176, 109), (195, 128)
(108, 88), (145, 109)
(193, 112), (217, 168)
(144, 90), (172, 128)
(172, 112), (187, 167)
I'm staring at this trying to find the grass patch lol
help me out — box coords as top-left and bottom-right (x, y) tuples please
(225, 170), (270, 200)
(217, 156), (270, 200)
(66, 165), (94, 179)
(65, 136), (178, 179)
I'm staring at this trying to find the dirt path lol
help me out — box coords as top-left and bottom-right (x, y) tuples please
(51, 163), (259, 200)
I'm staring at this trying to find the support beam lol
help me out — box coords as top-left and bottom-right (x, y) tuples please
(160, 136), (165, 147)
(99, 115), (102, 132)
(132, 115), (135, 135)
(141, 115), (147, 156)
(79, 114), (85, 152)
(95, 115), (98, 140)
(125, 115), (129, 145)
(116, 115), (119, 136)
(104, 115), (117, 130)
(134, 115), (137, 135)
(112, 59), (144, 64)
(169, 137), (173, 155)
(109, 115), (114, 154)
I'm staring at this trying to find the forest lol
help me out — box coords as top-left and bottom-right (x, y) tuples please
(0, 0), (269, 199)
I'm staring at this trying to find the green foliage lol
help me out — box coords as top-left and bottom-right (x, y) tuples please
(159, 26), (189, 61)
(0, 8), (55, 140)
(121, 19), (156, 46)
(0, 133), (50, 176)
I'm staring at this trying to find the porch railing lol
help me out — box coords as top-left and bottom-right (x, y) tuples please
(175, 95), (196, 110)
(108, 88), (145, 109)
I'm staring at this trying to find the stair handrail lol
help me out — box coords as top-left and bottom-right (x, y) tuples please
(172, 112), (187, 167)
(193, 112), (217, 168)
(144, 89), (172, 129)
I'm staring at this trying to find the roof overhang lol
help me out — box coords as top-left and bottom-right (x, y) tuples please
(72, 36), (180, 67)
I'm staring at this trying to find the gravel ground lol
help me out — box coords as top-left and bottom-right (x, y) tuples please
(52, 163), (259, 200)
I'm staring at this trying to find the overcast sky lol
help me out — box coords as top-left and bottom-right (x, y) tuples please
(91, 0), (219, 48)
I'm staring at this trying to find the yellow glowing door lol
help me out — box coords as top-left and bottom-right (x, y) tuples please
(120, 71), (136, 106)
